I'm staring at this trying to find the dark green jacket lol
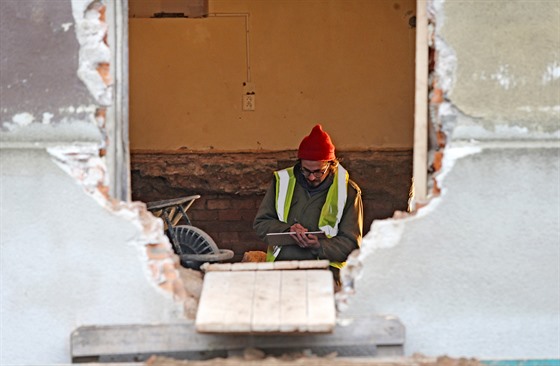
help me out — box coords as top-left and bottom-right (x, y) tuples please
(253, 170), (363, 263)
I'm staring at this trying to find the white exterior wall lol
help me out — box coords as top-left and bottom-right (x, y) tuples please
(344, 146), (559, 358)
(0, 1), (186, 363)
(342, 0), (560, 359)
(0, 149), (184, 363)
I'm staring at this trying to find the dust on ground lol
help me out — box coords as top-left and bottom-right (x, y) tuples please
(177, 267), (204, 319)
(146, 350), (483, 366)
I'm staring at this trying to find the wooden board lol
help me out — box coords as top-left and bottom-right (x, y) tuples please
(195, 269), (335, 334)
(306, 270), (336, 332)
(252, 271), (281, 332)
(201, 260), (329, 272)
(71, 315), (405, 362)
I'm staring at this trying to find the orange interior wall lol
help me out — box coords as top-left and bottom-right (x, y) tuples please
(129, 0), (416, 151)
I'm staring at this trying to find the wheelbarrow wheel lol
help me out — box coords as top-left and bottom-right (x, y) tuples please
(174, 225), (219, 255)
(172, 225), (234, 269)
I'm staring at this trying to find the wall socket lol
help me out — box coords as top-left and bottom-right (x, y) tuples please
(243, 94), (255, 111)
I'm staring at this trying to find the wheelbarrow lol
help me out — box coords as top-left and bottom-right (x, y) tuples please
(146, 195), (234, 269)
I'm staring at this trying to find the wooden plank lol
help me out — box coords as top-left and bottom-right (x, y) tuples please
(274, 261), (305, 270)
(195, 271), (232, 332)
(251, 270), (281, 332)
(201, 260), (329, 272)
(71, 316), (404, 361)
(298, 259), (329, 269)
(230, 262), (258, 271)
(280, 270), (308, 332)
(306, 270), (335, 332)
(413, 0), (429, 203)
(220, 271), (255, 332)
(197, 269), (335, 334)
(255, 262), (275, 270)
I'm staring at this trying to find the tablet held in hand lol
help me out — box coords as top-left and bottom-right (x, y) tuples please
(266, 231), (326, 246)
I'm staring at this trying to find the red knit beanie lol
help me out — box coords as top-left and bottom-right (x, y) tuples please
(297, 124), (336, 161)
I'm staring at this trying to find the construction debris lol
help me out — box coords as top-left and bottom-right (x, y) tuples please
(145, 353), (483, 366)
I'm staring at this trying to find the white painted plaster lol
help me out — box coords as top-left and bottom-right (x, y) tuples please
(0, 120), (103, 146)
(542, 61), (560, 85)
(47, 144), (180, 294)
(41, 112), (54, 124)
(3, 112), (37, 131)
(12, 112), (34, 125)
(432, 0), (457, 95)
(60, 105), (76, 114)
(434, 35), (457, 95)
(344, 145), (560, 359)
(71, 0), (112, 106)
(490, 64), (517, 90)
(0, 149), (185, 364)
(452, 123), (560, 141)
(517, 105), (560, 113)
(61, 22), (73, 31)
(2, 104), (101, 135)
(433, 145), (481, 194)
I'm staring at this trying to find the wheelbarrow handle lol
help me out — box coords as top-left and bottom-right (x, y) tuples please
(146, 195), (201, 211)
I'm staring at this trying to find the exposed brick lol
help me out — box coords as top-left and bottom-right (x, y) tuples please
(218, 231), (239, 243)
(191, 196), (207, 209)
(238, 231), (261, 242)
(146, 243), (174, 260)
(218, 209), (242, 221)
(189, 209), (219, 222)
(131, 149), (413, 261)
(231, 241), (266, 254)
(209, 220), (253, 232)
(207, 199), (231, 210)
(231, 198), (258, 209)
(218, 208), (257, 222)
(215, 241), (233, 250)
(159, 281), (173, 293)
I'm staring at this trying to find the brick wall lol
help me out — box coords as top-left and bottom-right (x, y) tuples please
(131, 149), (413, 262)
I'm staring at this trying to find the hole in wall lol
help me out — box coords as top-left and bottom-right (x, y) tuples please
(122, 0), (423, 315)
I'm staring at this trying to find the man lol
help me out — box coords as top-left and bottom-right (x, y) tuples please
(253, 124), (363, 285)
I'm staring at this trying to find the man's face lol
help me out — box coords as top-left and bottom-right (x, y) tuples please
(300, 160), (330, 187)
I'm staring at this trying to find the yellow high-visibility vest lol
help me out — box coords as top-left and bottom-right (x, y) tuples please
(266, 165), (349, 269)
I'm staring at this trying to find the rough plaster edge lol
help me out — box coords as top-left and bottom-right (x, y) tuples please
(71, 0), (112, 106)
(46, 145), (184, 306)
(1, 106), (99, 134)
(335, 144), (481, 314)
(35, 0), (188, 318)
(431, 0), (457, 98)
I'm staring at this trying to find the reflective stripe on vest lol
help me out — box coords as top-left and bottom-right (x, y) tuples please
(274, 168), (296, 222)
(266, 168), (296, 262)
(266, 165), (349, 269)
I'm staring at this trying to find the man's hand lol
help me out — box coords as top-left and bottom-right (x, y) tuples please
(289, 223), (321, 249)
